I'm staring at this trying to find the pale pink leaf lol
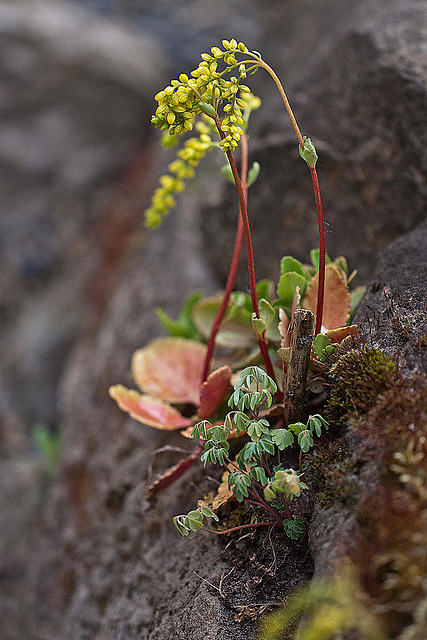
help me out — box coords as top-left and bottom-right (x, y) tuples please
(109, 385), (191, 430)
(132, 337), (207, 405)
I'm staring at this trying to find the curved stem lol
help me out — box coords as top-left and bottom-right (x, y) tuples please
(256, 60), (305, 149)
(224, 455), (282, 523)
(213, 115), (277, 385)
(250, 56), (326, 334)
(201, 135), (248, 381)
(204, 521), (278, 535)
(310, 166), (325, 334)
(248, 486), (283, 523)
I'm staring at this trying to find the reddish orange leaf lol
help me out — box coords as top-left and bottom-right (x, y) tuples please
(302, 264), (351, 329)
(145, 452), (199, 502)
(325, 324), (359, 343)
(197, 365), (232, 419)
(132, 337), (207, 405)
(109, 385), (191, 429)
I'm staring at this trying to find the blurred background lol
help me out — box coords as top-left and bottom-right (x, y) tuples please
(0, 0), (288, 443)
(0, 1), (425, 638)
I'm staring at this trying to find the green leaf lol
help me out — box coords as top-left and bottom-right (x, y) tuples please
(199, 505), (219, 521)
(288, 422), (305, 435)
(247, 161), (260, 187)
(259, 298), (275, 328)
(187, 510), (204, 531)
(192, 296), (256, 348)
(226, 411), (250, 431)
(283, 517), (305, 539)
(280, 256), (305, 277)
(155, 291), (203, 340)
(228, 389), (242, 409)
(247, 419), (270, 441)
(334, 255), (348, 274)
(307, 415), (323, 437)
(271, 429), (294, 450)
(308, 414), (329, 437)
(258, 434), (275, 456)
(263, 484), (276, 502)
(256, 280), (274, 302)
(192, 420), (211, 440)
(298, 430), (314, 453)
(208, 425), (229, 443)
(228, 471), (251, 502)
(298, 136), (318, 169)
(249, 466), (268, 485)
(310, 249), (332, 271)
(252, 313), (267, 339)
(202, 439), (229, 466)
(277, 272), (307, 306)
(312, 333), (333, 362)
(173, 515), (193, 538)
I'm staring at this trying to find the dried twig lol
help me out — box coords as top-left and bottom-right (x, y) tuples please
(284, 309), (315, 425)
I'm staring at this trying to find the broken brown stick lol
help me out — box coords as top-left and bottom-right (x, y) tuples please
(283, 309), (315, 425)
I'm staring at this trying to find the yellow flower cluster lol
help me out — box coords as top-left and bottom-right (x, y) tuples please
(144, 121), (215, 229)
(151, 39), (261, 155)
(145, 39), (265, 228)
(144, 87), (262, 229)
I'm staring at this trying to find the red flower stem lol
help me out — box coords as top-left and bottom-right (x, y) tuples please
(247, 487), (283, 523)
(213, 115), (277, 385)
(224, 455), (282, 522)
(204, 521), (278, 535)
(201, 135), (248, 381)
(310, 166), (325, 335)
(283, 493), (291, 521)
(252, 58), (326, 336)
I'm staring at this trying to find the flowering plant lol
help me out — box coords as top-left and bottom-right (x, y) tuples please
(109, 39), (362, 533)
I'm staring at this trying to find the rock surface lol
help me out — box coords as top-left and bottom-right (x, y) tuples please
(202, 0), (427, 288)
(355, 219), (427, 374)
(0, 0), (426, 639)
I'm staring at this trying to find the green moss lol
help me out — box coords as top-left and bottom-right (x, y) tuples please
(414, 333), (427, 350)
(348, 373), (427, 635)
(325, 348), (396, 424)
(305, 440), (359, 507)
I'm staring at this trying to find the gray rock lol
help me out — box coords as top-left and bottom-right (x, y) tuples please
(0, 0), (167, 429)
(201, 0), (427, 288)
(355, 219), (427, 374)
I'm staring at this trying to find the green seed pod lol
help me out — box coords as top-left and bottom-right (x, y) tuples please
(247, 161), (260, 186)
(198, 102), (217, 118)
(220, 164), (235, 184)
(299, 136), (318, 169)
